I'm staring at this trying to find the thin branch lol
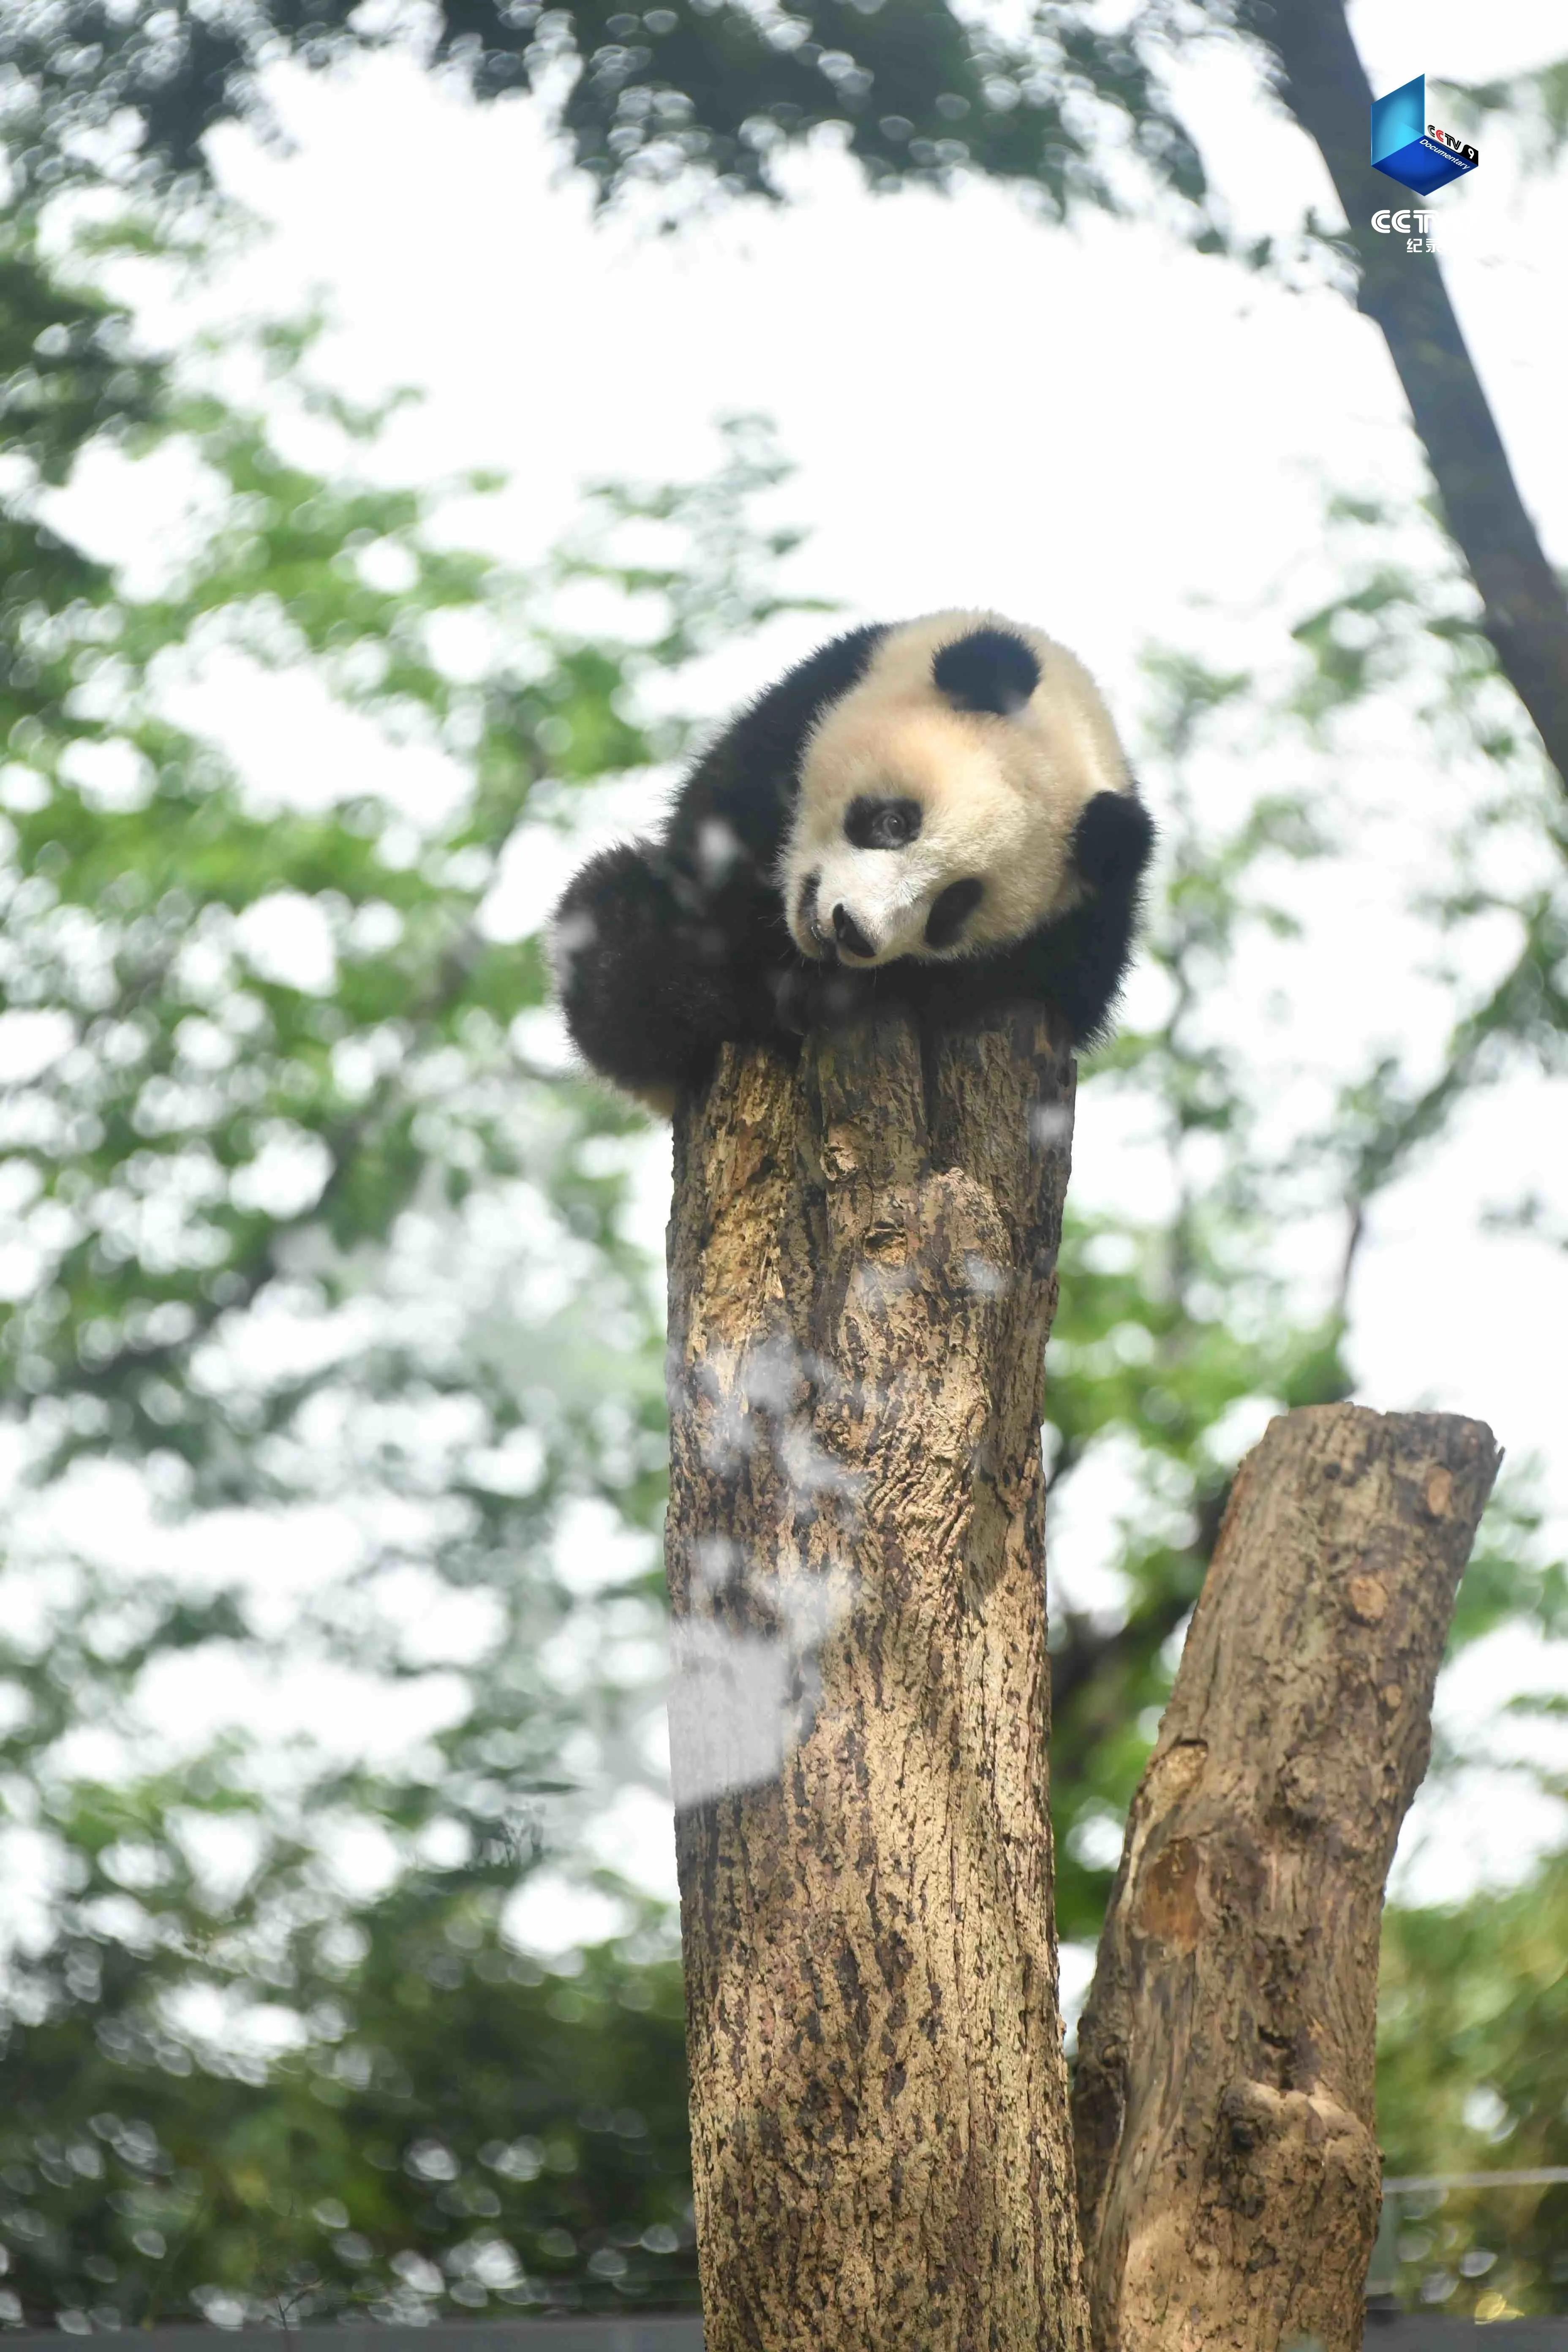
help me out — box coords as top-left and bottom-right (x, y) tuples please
(1334, 1190), (1366, 1323)
(1244, 0), (1568, 789)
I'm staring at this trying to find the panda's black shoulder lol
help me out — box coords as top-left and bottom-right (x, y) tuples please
(667, 623), (888, 866)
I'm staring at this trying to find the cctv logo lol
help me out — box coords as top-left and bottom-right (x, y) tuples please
(1371, 73), (1479, 195)
(1427, 122), (1478, 162)
(1372, 209), (1435, 234)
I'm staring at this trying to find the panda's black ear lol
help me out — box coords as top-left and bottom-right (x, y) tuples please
(932, 628), (1040, 717)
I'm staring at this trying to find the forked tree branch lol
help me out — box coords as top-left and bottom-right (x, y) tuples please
(661, 1021), (1497, 2352)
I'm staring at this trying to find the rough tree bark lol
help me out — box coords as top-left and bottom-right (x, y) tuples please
(1243, 0), (1568, 792)
(1073, 1403), (1500, 2352)
(663, 1007), (1088, 2352)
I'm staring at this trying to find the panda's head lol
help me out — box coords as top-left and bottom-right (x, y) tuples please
(781, 613), (1130, 968)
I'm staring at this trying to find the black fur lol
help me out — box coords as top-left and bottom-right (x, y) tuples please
(932, 627), (1040, 716)
(552, 626), (1155, 1104)
(844, 795), (922, 849)
(896, 791), (1157, 1048)
(924, 876), (985, 950)
(553, 625), (887, 1097)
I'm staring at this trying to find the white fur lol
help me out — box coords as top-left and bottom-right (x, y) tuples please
(781, 611), (1131, 967)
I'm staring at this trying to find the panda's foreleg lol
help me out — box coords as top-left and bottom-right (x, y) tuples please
(552, 842), (776, 1109)
(1073, 790), (1156, 897)
(982, 791), (1155, 1048)
(1055, 791), (1158, 1045)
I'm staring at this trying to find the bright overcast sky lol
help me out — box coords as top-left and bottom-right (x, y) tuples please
(33, 0), (1568, 1932)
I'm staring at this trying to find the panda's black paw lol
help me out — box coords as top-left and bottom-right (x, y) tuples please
(768, 960), (818, 1038)
(768, 960), (877, 1040)
(814, 969), (881, 1028)
(1072, 789), (1157, 889)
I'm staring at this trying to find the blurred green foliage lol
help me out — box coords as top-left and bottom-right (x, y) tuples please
(0, 0), (1210, 230)
(1, 13), (1566, 2330)
(1047, 584), (1568, 1948)
(1376, 1852), (1568, 2319)
(6, 1909), (694, 2324)
(1, 219), (780, 2310)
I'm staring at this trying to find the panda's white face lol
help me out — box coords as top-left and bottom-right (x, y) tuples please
(784, 715), (1046, 967)
(780, 614), (1128, 969)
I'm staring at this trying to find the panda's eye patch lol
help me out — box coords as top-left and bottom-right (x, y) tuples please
(844, 795), (922, 851)
(925, 877), (984, 950)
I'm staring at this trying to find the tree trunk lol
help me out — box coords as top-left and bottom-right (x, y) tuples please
(1244, 0), (1568, 792)
(663, 1008), (1088, 2352)
(1073, 1403), (1500, 2352)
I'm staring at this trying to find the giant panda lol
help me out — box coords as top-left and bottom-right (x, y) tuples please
(551, 612), (1155, 1114)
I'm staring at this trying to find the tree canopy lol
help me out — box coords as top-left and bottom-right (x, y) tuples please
(7, 0), (1567, 782)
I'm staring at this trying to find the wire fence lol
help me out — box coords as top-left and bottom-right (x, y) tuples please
(9, 2173), (1568, 2352)
(1366, 2164), (1568, 2319)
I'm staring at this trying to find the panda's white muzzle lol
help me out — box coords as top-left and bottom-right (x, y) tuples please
(796, 851), (936, 966)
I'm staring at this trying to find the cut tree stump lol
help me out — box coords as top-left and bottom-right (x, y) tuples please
(661, 1005), (1498, 2352)
(663, 1009), (1089, 2352)
(1073, 1403), (1500, 2352)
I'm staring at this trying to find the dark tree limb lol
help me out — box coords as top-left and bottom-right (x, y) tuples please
(1073, 1402), (1500, 2352)
(1244, 0), (1568, 789)
(664, 1011), (1088, 2352)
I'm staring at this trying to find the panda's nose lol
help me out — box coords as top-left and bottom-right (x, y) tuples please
(832, 903), (876, 961)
